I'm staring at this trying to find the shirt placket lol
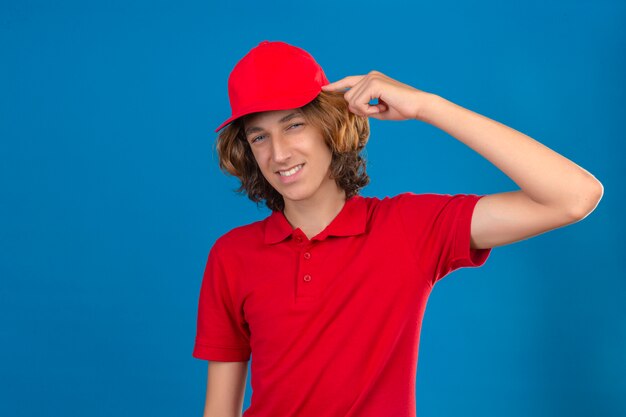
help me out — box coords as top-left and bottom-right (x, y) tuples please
(292, 229), (320, 299)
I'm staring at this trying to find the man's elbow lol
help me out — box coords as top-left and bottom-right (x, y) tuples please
(569, 179), (604, 221)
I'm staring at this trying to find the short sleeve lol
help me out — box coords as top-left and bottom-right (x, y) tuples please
(192, 241), (251, 361)
(395, 192), (493, 285)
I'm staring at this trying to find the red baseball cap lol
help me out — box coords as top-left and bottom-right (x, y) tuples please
(214, 40), (330, 133)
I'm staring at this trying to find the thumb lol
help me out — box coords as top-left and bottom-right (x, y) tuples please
(373, 102), (388, 113)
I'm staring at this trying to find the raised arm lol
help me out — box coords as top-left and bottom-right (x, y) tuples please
(414, 93), (603, 249)
(321, 71), (604, 249)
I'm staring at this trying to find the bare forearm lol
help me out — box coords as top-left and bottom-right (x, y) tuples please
(417, 93), (603, 215)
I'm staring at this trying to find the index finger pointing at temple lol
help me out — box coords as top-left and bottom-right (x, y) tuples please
(321, 75), (363, 92)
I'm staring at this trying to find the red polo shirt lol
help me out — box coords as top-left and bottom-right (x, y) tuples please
(193, 192), (492, 417)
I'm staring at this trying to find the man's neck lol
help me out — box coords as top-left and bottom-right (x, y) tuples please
(282, 188), (347, 240)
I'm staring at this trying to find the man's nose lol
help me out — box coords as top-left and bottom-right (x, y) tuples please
(270, 134), (292, 162)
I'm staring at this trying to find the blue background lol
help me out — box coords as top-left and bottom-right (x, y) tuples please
(1, 0), (624, 416)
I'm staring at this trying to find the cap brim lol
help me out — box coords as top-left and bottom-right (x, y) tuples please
(213, 87), (323, 133)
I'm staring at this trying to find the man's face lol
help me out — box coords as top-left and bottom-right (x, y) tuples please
(243, 109), (336, 206)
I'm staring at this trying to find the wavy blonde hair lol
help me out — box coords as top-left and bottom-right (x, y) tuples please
(214, 90), (371, 212)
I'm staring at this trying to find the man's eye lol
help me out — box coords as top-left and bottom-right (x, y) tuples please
(250, 124), (303, 144)
(251, 135), (265, 144)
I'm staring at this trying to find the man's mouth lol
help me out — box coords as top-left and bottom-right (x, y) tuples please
(276, 163), (305, 177)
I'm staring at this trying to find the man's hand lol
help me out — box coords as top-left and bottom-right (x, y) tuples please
(321, 70), (432, 121)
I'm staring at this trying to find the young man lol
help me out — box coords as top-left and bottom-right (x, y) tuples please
(193, 40), (603, 417)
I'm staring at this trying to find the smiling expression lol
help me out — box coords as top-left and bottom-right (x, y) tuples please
(243, 109), (340, 206)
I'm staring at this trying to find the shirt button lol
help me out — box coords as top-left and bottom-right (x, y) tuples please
(295, 236), (302, 243)
(303, 252), (311, 259)
(303, 274), (311, 282)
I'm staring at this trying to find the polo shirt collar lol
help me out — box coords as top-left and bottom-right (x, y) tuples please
(264, 194), (367, 245)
